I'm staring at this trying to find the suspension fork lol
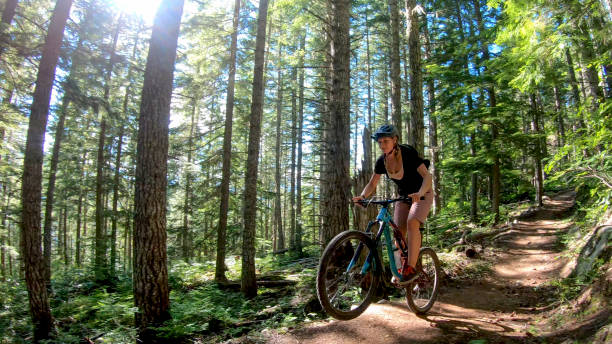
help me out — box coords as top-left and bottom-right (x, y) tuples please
(346, 220), (378, 273)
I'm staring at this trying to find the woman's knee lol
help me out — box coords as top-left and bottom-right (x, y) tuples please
(407, 218), (420, 230)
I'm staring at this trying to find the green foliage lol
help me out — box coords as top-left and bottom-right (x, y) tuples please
(550, 258), (606, 303)
(546, 100), (612, 215)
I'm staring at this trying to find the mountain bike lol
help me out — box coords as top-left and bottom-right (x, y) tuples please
(316, 197), (441, 320)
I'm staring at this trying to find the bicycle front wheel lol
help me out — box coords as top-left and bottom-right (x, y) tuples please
(405, 247), (441, 314)
(316, 230), (380, 320)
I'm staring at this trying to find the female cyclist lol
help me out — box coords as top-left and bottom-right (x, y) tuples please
(352, 124), (434, 285)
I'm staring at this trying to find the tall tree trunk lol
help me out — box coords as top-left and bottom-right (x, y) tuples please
(94, 103), (108, 282)
(472, 0), (500, 223)
(295, 33), (306, 256)
(242, 0), (268, 299)
(74, 119), (90, 267)
(423, 19), (440, 215)
(553, 86), (565, 147)
(20, 0), (72, 340)
(133, 0), (184, 341)
(215, 0), (240, 283)
(389, 0), (402, 141)
(274, 46), (285, 252)
(1, 180), (8, 280)
(76, 182), (83, 267)
(530, 93), (544, 207)
(565, 48), (582, 108)
(95, 17), (121, 282)
(576, 25), (604, 107)
(110, 125), (125, 275)
(405, 0), (424, 156)
(365, 9), (373, 161)
(42, 91), (69, 287)
(0, 0), (18, 57)
(321, 0), (351, 245)
(62, 205), (68, 266)
(182, 100), (196, 262)
(289, 70), (297, 251)
(111, 28), (138, 274)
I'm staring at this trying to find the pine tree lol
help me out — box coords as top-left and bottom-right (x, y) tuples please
(20, 0), (73, 340)
(133, 0), (184, 341)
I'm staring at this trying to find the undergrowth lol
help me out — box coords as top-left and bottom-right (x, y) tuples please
(0, 250), (322, 344)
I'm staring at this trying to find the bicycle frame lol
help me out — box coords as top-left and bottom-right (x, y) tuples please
(348, 199), (408, 281)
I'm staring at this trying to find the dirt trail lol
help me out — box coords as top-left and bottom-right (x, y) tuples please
(266, 191), (578, 344)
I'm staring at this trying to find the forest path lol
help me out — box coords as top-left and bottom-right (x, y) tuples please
(266, 191), (577, 344)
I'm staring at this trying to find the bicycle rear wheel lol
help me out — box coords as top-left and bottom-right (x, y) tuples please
(405, 247), (440, 314)
(316, 230), (380, 320)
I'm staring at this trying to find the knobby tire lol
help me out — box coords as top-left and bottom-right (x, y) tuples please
(316, 230), (380, 320)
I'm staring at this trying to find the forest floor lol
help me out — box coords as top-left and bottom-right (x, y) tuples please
(256, 190), (609, 344)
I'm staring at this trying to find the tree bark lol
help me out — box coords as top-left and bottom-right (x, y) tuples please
(133, 0), (184, 341)
(111, 28), (138, 275)
(181, 100), (196, 262)
(215, 0), (240, 283)
(565, 48), (582, 109)
(274, 45), (285, 251)
(94, 103), (108, 282)
(42, 91), (69, 286)
(62, 206), (68, 266)
(530, 93), (544, 207)
(365, 9), (374, 161)
(295, 33), (306, 255)
(321, 0), (351, 245)
(389, 0), (402, 141)
(94, 17), (121, 282)
(472, 0), (500, 223)
(242, 0), (268, 299)
(553, 85), (565, 147)
(290, 70), (297, 251)
(0, 0), (18, 57)
(405, 0), (424, 156)
(423, 20), (441, 215)
(20, 0), (73, 340)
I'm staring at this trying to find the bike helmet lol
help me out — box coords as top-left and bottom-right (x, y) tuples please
(371, 124), (399, 141)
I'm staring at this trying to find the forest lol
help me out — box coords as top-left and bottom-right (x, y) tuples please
(0, 0), (610, 343)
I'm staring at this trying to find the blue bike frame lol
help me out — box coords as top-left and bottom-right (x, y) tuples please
(347, 202), (405, 280)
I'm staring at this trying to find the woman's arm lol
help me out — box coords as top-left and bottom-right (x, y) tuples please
(407, 163), (432, 203)
(416, 163), (432, 197)
(352, 173), (381, 202)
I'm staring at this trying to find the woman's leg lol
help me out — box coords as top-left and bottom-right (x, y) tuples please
(393, 202), (411, 270)
(406, 218), (421, 268)
(406, 190), (434, 267)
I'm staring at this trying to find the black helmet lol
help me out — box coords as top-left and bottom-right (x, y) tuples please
(371, 124), (399, 141)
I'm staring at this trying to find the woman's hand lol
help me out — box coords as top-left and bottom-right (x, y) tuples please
(352, 195), (366, 208)
(407, 192), (423, 203)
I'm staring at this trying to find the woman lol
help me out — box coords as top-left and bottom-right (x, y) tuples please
(352, 124), (434, 285)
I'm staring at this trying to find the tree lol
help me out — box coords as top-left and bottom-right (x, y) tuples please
(405, 0), (424, 156)
(0, 0), (18, 57)
(133, 0), (184, 341)
(472, 0), (500, 223)
(20, 0), (73, 340)
(321, 0), (351, 245)
(242, 0), (269, 298)
(294, 32), (306, 255)
(215, 0), (241, 283)
(389, 0), (402, 140)
(273, 44), (285, 252)
(423, 18), (440, 215)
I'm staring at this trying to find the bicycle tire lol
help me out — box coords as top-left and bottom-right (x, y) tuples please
(405, 247), (440, 314)
(316, 230), (381, 320)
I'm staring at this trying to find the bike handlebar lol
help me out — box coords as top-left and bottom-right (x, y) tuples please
(353, 196), (425, 207)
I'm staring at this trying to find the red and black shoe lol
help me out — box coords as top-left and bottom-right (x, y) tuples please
(391, 263), (419, 286)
